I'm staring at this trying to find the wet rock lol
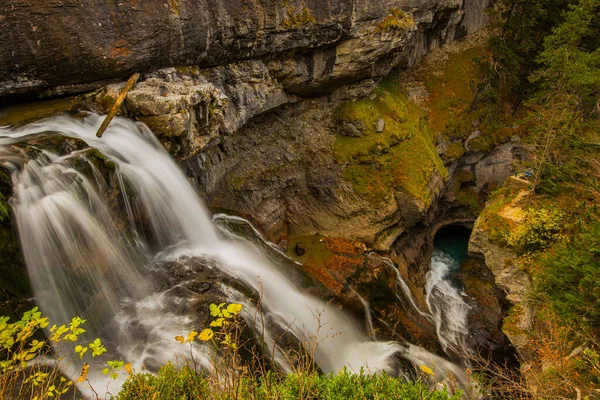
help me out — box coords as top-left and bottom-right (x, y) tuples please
(93, 61), (298, 158)
(278, 239), (289, 252)
(457, 258), (515, 360)
(295, 242), (307, 256)
(186, 281), (212, 294)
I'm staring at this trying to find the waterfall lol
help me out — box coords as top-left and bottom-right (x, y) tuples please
(0, 115), (402, 391)
(425, 249), (471, 357)
(378, 255), (435, 324)
(0, 114), (473, 396)
(349, 287), (376, 340)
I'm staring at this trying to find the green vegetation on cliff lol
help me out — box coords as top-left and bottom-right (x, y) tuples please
(473, 0), (600, 397)
(333, 80), (447, 205)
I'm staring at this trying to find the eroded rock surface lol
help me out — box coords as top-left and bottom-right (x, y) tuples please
(1, 0), (490, 103)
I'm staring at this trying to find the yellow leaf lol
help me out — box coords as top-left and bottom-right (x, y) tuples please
(186, 331), (198, 342)
(175, 335), (185, 344)
(124, 363), (132, 375)
(226, 303), (242, 316)
(76, 363), (89, 383)
(419, 365), (434, 376)
(210, 318), (224, 328)
(198, 329), (214, 341)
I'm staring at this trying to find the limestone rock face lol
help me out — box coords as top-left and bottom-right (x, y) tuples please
(1, 0), (490, 103)
(468, 218), (529, 305)
(468, 193), (534, 351)
(97, 61), (299, 157)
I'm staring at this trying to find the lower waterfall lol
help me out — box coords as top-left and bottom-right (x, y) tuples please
(0, 114), (471, 396)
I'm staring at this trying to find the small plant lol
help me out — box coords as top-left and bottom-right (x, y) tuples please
(506, 207), (565, 253)
(377, 9), (414, 31)
(282, 1), (316, 29)
(0, 307), (118, 399)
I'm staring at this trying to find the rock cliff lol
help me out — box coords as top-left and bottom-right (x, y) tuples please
(1, 0), (489, 103)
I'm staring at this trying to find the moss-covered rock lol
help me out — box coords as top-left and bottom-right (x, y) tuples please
(334, 79), (448, 206)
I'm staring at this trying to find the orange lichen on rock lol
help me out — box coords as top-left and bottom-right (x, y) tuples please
(323, 237), (362, 254)
(110, 39), (131, 58)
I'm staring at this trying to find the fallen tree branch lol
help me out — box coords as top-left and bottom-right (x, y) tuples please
(96, 73), (140, 138)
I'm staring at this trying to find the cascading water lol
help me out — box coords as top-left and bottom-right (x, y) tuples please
(378, 255), (435, 324)
(425, 250), (471, 357)
(0, 114), (472, 396)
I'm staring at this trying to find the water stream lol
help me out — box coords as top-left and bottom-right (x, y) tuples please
(426, 227), (472, 357)
(0, 114), (471, 396)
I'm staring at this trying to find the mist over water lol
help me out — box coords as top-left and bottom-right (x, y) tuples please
(0, 114), (472, 396)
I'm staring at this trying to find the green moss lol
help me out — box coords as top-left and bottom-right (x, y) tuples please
(334, 79), (447, 205)
(414, 45), (489, 140)
(446, 141), (465, 159)
(377, 9), (414, 31)
(478, 187), (521, 244)
(455, 186), (482, 213)
(454, 168), (474, 184)
(174, 65), (201, 77)
(468, 135), (492, 152)
(0, 97), (76, 127)
(285, 235), (333, 267)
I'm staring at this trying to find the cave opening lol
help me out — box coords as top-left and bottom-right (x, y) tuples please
(432, 224), (472, 267)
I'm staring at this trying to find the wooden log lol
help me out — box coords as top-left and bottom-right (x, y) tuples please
(96, 73), (140, 138)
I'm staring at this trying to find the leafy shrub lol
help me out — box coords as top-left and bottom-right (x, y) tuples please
(118, 302), (463, 399)
(0, 307), (109, 399)
(506, 208), (564, 253)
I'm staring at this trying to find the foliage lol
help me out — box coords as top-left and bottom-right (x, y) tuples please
(0, 307), (111, 399)
(506, 207), (565, 253)
(117, 302), (464, 399)
(536, 222), (600, 326)
(474, 307), (600, 398)
(529, 0), (600, 112)
(489, 0), (578, 96)
(377, 9), (414, 31)
(118, 365), (463, 400)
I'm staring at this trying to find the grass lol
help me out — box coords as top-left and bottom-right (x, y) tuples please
(117, 364), (463, 400)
